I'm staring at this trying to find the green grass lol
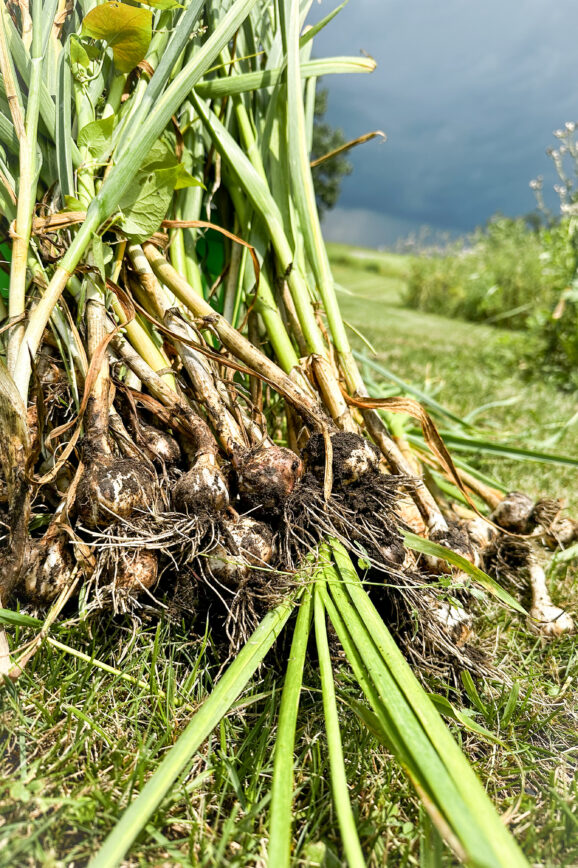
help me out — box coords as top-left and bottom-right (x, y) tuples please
(1, 248), (577, 867)
(326, 241), (412, 280)
(2, 610), (577, 866)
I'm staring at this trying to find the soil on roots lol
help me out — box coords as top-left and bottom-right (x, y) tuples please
(483, 535), (535, 600)
(278, 466), (494, 681)
(278, 468), (406, 572)
(15, 438), (500, 677)
(303, 431), (380, 487)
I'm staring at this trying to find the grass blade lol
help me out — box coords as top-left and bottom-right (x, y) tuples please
(314, 583), (366, 868)
(268, 585), (312, 868)
(299, 0), (349, 47)
(421, 812), (445, 868)
(408, 431), (578, 468)
(426, 693), (506, 746)
(0, 607), (41, 628)
(552, 541), (578, 565)
(354, 350), (470, 429)
(89, 597), (296, 868)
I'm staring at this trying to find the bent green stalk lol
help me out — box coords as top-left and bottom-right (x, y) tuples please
(194, 56), (375, 99)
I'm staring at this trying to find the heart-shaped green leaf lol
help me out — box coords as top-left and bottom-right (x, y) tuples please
(118, 140), (202, 242)
(78, 114), (115, 160)
(81, 2), (152, 73)
(70, 34), (100, 70)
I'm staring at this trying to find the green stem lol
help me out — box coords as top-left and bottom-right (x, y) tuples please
(268, 586), (313, 867)
(253, 267), (301, 373)
(230, 95), (328, 361)
(169, 105), (205, 293)
(313, 584), (366, 868)
(190, 92), (355, 423)
(282, 0), (364, 396)
(318, 580), (467, 861)
(191, 93), (326, 357)
(102, 71), (126, 120)
(5, 0), (45, 373)
(222, 221), (244, 324)
(73, 77), (96, 205)
(222, 170), (301, 371)
(15, 0), (261, 401)
(330, 542), (529, 867)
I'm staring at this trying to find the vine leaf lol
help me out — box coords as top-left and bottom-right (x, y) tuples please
(118, 140), (202, 242)
(78, 115), (116, 160)
(81, 2), (152, 73)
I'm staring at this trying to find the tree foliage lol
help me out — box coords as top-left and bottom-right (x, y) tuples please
(311, 88), (352, 216)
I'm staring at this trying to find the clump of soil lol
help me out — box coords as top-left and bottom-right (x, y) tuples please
(303, 431), (381, 487)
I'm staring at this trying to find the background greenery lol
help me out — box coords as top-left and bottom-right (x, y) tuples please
(404, 215), (578, 391)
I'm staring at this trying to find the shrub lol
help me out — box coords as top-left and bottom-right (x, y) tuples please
(529, 219), (578, 389)
(406, 217), (555, 330)
(406, 216), (578, 387)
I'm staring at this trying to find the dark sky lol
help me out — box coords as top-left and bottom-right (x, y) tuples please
(308, 0), (578, 247)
